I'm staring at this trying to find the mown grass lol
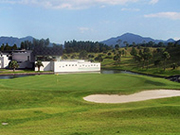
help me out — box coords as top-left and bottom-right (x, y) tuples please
(0, 74), (180, 135)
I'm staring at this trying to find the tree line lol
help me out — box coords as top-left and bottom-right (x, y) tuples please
(0, 38), (62, 52)
(64, 40), (111, 53)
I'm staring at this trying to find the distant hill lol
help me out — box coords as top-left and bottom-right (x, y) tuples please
(101, 33), (175, 46)
(175, 39), (180, 45)
(0, 36), (34, 47)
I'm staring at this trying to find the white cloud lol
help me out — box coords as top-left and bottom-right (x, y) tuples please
(121, 8), (140, 12)
(149, 0), (159, 5)
(79, 27), (93, 33)
(0, 0), (140, 10)
(144, 12), (180, 20)
(174, 37), (180, 41)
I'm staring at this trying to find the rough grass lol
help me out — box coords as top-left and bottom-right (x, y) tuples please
(0, 74), (180, 135)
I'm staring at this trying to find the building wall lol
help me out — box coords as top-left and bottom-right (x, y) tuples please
(35, 61), (54, 71)
(54, 60), (101, 73)
(0, 55), (11, 68)
(35, 60), (101, 73)
(12, 50), (34, 62)
(12, 50), (35, 69)
(18, 61), (34, 69)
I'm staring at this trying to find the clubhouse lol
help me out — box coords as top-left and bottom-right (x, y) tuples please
(0, 49), (101, 73)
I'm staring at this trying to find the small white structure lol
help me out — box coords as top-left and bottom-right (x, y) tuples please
(35, 61), (54, 71)
(35, 60), (101, 73)
(0, 54), (11, 68)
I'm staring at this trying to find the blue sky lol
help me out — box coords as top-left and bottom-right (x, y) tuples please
(0, 0), (180, 44)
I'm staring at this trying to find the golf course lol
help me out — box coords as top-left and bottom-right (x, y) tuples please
(0, 73), (180, 135)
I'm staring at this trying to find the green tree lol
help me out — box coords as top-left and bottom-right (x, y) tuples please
(12, 44), (18, 50)
(71, 54), (76, 59)
(154, 60), (162, 69)
(107, 52), (111, 56)
(20, 42), (25, 50)
(62, 55), (68, 59)
(134, 54), (142, 67)
(121, 49), (125, 56)
(9, 60), (19, 72)
(35, 61), (44, 72)
(4, 43), (11, 51)
(95, 55), (103, 62)
(143, 52), (152, 69)
(79, 50), (87, 59)
(132, 42), (136, 47)
(162, 51), (170, 70)
(171, 63), (178, 70)
(117, 39), (122, 48)
(0, 44), (5, 51)
(123, 41), (128, 49)
(130, 47), (137, 56)
(115, 44), (119, 50)
(113, 51), (121, 66)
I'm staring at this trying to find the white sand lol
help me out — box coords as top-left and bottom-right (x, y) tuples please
(83, 90), (180, 103)
(2, 123), (8, 126)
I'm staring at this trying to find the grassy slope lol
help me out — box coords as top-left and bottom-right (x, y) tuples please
(0, 74), (180, 135)
(101, 47), (180, 77)
(63, 47), (180, 77)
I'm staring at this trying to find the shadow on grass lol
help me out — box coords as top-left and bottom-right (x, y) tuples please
(145, 80), (166, 86)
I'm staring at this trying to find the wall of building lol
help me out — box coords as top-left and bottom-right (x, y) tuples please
(35, 61), (54, 71)
(0, 55), (11, 68)
(54, 60), (101, 73)
(18, 61), (34, 69)
(12, 50), (35, 69)
(34, 60), (101, 73)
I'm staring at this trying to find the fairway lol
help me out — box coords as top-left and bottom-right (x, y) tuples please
(0, 73), (180, 135)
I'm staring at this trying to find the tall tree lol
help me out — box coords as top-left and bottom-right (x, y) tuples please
(0, 44), (5, 51)
(113, 51), (121, 66)
(123, 41), (129, 50)
(117, 39), (122, 48)
(115, 44), (119, 50)
(20, 42), (25, 50)
(162, 51), (170, 70)
(12, 44), (18, 50)
(130, 47), (137, 56)
(4, 43), (11, 51)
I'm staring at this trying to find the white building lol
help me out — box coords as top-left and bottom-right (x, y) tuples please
(0, 54), (11, 68)
(35, 60), (101, 73)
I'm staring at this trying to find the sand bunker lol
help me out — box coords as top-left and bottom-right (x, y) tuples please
(83, 90), (180, 103)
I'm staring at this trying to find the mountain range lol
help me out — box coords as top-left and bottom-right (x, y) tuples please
(0, 33), (178, 47)
(101, 33), (176, 46)
(0, 36), (34, 47)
